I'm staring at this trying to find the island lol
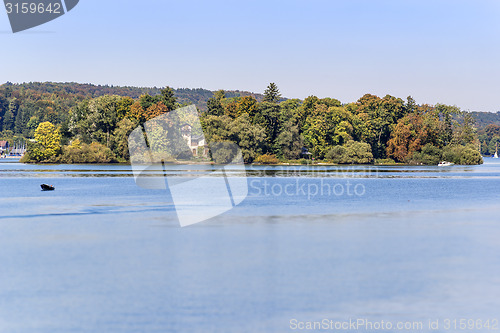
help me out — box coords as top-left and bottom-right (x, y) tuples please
(0, 82), (488, 166)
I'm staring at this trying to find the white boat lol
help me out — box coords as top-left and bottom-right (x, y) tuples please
(438, 161), (454, 167)
(494, 143), (498, 158)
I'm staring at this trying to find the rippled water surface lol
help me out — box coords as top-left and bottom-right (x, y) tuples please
(1, 159), (500, 332)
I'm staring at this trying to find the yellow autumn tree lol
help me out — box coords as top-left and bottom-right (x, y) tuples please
(34, 121), (62, 159)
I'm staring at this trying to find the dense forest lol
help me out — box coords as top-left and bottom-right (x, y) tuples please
(0, 82), (262, 115)
(471, 111), (500, 128)
(0, 82), (490, 165)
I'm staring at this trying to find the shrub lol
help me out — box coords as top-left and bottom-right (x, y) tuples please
(54, 142), (118, 163)
(255, 153), (280, 164)
(325, 140), (373, 164)
(442, 145), (483, 165)
(406, 144), (442, 165)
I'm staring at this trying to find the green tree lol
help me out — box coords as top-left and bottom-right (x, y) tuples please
(26, 116), (40, 135)
(70, 95), (129, 146)
(275, 120), (303, 159)
(2, 109), (14, 132)
(201, 114), (266, 163)
(303, 104), (354, 158)
(139, 94), (157, 110)
(214, 89), (226, 101)
(263, 83), (281, 103)
(299, 96), (320, 125)
(454, 112), (477, 145)
(435, 104), (460, 145)
(279, 99), (302, 125)
(319, 97), (342, 108)
(405, 96), (417, 115)
(232, 114), (267, 162)
(256, 102), (281, 152)
(14, 108), (25, 134)
(159, 87), (177, 111)
(116, 96), (134, 119)
(112, 118), (137, 161)
(352, 94), (404, 159)
(206, 90), (225, 116)
(68, 100), (91, 142)
(87, 95), (121, 147)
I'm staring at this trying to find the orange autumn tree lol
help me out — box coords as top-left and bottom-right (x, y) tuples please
(386, 109), (438, 162)
(128, 101), (169, 124)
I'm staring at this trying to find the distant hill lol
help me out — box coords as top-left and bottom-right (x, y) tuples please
(0, 82), (264, 111)
(175, 88), (263, 110)
(471, 111), (500, 129)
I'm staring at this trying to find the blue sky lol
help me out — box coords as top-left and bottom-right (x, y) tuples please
(1, 0), (500, 111)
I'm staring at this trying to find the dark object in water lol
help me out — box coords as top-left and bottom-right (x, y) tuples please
(41, 184), (55, 191)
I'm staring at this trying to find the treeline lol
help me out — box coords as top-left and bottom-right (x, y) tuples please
(0, 82), (484, 165)
(200, 85), (482, 165)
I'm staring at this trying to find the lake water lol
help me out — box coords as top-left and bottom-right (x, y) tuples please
(1, 159), (500, 332)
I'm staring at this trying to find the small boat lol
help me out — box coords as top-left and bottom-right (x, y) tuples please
(40, 184), (55, 191)
(494, 143), (499, 158)
(438, 161), (454, 167)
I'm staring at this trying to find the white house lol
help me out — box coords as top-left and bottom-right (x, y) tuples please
(180, 124), (208, 157)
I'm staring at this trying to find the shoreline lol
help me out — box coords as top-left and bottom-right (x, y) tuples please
(7, 160), (486, 167)
(8, 156), (493, 167)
